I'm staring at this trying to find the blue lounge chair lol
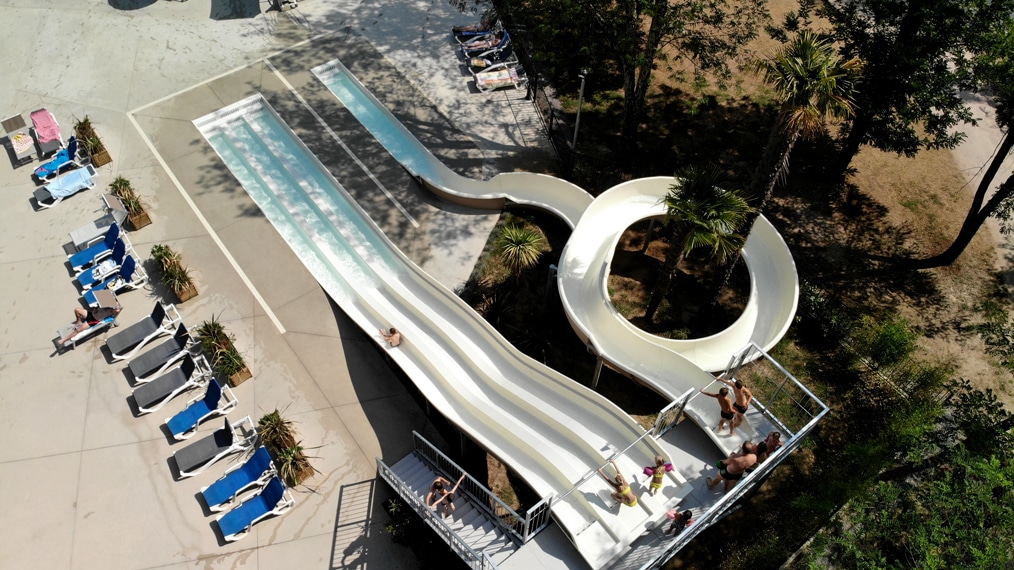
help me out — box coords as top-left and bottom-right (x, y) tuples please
(127, 324), (192, 381)
(165, 378), (238, 440)
(173, 416), (256, 479)
(200, 447), (276, 512)
(69, 223), (120, 272)
(33, 136), (78, 180)
(76, 239), (126, 291)
(34, 163), (96, 209)
(216, 476), (295, 542)
(106, 301), (183, 362)
(83, 256), (147, 306)
(133, 353), (208, 414)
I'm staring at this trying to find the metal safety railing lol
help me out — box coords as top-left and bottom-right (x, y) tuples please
(376, 457), (500, 570)
(410, 431), (553, 543)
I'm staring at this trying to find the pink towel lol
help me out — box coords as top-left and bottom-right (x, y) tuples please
(30, 109), (61, 144)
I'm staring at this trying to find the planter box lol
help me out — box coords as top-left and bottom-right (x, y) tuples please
(174, 284), (199, 303)
(91, 148), (113, 167)
(229, 365), (253, 387)
(127, 210), (151, 231)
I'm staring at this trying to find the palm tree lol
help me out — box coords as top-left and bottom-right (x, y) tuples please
(747, 30), (861, 223)
(711, 31), (860, 302)
(644, 165), (752, 321)
(496, 224), (545, 276)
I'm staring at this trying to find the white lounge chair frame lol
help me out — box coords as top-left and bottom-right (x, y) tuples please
(128, 325), (195, 382)
(84, 258), (149, 306)
(217, 478), (296, 542)
(174, 415), (257, 479)
(200, 447), (278, 512)
(35, 163), (97, 209)
(108, 302), (183, 362)
(134, 354), (212, 415)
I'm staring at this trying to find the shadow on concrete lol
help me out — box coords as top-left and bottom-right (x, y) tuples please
(108, 0), (158, 11)
(210, 0), (261, 20)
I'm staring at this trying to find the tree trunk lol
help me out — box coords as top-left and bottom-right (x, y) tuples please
(645, 234), (686, 322)
(834, 108), (872, 176)
(620, 0), (666, 154)
(904, 131), (1014, 269)
(745, 124), (798, 225)
(711, 124), (796, 306)
(831, 3), (926, 177)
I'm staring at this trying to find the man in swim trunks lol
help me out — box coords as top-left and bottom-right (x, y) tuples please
(597, 458), (638, 508)
(58, 305), (121, 346)
(700, 386), (737, 435)
(717, 375), (754, 429)
(706, 442), (757, 491)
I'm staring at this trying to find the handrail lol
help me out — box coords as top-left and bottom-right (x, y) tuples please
(376, 457), (499, 570)
(637, 381), (830, 570)
(411, 431), (551, 543)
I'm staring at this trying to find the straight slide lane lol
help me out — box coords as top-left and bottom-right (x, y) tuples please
(196, 97), (686, 570)
(312, 61), (594, 229)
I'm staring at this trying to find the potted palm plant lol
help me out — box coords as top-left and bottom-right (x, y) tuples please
(150, 244), (198, 302)
(195, 314), (252, 386)
(257, 408), (320, 486)
(108, 176), (151, 230)
(73, 116), (113, 167)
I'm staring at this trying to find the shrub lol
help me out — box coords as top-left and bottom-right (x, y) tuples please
(195, 314), (246, 378)
(495, 224), (545, 275)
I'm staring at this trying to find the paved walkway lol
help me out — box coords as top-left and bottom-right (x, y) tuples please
(0, 0), (552, 567)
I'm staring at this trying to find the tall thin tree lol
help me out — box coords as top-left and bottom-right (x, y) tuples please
(746, 30), (861, 224)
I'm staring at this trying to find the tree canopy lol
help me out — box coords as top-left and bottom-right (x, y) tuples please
(822, 0), (1014, 175)
(510, 0), (766, 154)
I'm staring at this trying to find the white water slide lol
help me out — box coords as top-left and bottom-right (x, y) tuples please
(194, 59), (797, 569)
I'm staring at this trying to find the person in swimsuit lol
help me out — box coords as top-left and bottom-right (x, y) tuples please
(597, 459), (637, 508)
(707, 442), (757, 491)
(379, 327), (402, 347)
(647, 455), (669, 496)
(58, 305), (121, 346)
(426, 473), (466, 517)
(700, 386), (737, 435)
(665, 509), (694, 537)
(717, 375), (753, 429)
(764, 431), (782, 454)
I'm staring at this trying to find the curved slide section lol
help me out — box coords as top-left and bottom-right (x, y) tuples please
(196, 99), (689, 570)
(560, 177), (799, 376)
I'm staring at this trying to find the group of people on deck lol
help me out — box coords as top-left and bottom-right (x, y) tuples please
(591, 373), (783, 538)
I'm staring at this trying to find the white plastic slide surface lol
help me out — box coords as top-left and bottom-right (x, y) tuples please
(560, 177), (799, 377)
(197, 98), (688, 570)
(313, 61), (798, 376)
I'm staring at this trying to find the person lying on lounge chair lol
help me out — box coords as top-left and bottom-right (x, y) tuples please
(58, 304), (122, 346)
(461, 32), (503, 51)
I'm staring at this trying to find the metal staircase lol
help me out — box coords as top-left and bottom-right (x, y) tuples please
(379, 451), (522, 569)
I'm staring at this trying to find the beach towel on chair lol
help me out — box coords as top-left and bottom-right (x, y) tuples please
(30, 109), (61, 144)
(34, 137), (77, 179)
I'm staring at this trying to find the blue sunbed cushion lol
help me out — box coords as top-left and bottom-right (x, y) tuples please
(201, 447), (273, 509)
(218, 477), (285, 538)
(166, 379), (222, 437)
(69, 224), (119, 269)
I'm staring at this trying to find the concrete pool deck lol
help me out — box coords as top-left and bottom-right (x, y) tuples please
(0, 0), (553, 567)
